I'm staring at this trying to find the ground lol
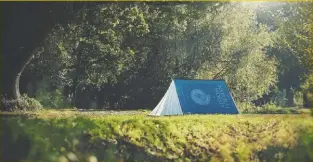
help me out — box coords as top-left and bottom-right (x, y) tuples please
(1, 109), (312, 162)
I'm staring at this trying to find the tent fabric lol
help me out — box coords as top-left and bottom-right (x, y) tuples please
(149, 81), (183, 116)
(149, 79), (239, 116)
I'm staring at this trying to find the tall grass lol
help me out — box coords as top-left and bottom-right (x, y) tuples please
(1, 111), (312, 162)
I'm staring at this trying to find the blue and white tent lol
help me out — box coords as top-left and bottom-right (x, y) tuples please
(150, 79), (239, 116)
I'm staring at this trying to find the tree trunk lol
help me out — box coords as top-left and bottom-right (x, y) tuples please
(2, 48), (34, 100)
(71, 42), (84, 107)
(286, 90), (295, 107)
(15, 54), (34, 100)
(96, 87), (105, 109)
(1, 3), (86, 100)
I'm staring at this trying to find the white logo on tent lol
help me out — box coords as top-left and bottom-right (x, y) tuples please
(191, 89), (211, 105)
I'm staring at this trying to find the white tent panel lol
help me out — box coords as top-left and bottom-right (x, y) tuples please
(149, 81), (183, 116)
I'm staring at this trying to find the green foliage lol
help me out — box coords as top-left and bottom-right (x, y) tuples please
(236, 102), (257, 113)
(276, 3), (313, 72)
(25, 2), (279, 109)
(287, 129), (313, 161)
(22, 94), (43, 110)
(34, 80), (70, 108)
(36, 89), (69, 109)
(190, 3), (277, 103)
(294, 90), (304, 107)
(256, 104), (309, 114)
(271, 89), (288, 107)
(270, 2), (313, 107)
(0, 94), (42, 112)
(25, 3), (152, 108)
(1, 111), (312, 161)
(301, 74), (313, 108)
(21, 2), (311, 110)
(34, 3), (150, 88)
(237, 101), (307, 114)
(258, 102), (281, 114)
(254, 2), (312, 107)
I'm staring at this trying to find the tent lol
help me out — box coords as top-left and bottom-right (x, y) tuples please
(149, 79), (239, 116)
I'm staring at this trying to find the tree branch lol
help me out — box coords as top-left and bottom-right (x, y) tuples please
(212, 49), (246, 79)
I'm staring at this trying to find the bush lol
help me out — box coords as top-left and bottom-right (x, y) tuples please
(236, 102), (258, 113)
(237, 102), (283, 114)
(35, 88), (70, 109)
(259, 102), (280, 113)
(0, 94), (42, 112)
(255, 102), (305, 114)
(236, 101), (305, 114)
(271, 89), (287, 107)
(255, 102), (300, 114)
(22, 94), (43, 110)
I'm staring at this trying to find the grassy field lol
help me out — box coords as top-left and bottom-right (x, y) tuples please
(1, 110), (313, 162)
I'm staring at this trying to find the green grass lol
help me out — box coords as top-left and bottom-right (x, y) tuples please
(1, 110), (313, 162)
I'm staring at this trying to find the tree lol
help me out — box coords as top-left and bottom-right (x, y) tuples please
(24, 2), (278, 109)
(1, 2), (91, 100)
(28, 3), (150, 107)
(274, 2), (313, 107)
(26, 2), (229, 108)
(195, 3), (277, 103)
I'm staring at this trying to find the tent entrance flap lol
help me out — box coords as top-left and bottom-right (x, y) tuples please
(149, 81), (183, 116)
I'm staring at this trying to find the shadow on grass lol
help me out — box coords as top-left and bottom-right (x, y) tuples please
(1, 118), (31, 161)
(257, 132), (313, 162)
(0, 116), (167, 162)
(1, 115), (312, 162)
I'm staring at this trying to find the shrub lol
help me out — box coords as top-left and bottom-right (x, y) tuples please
(22, 94), (43, 110)
(257, 102), (280, 114)
(271, 89), (287, 107)
(35, 88), (70, 108)
(236, 102), (258, 113)
(0, 94), (42, 112)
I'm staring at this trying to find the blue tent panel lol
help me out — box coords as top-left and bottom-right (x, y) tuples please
(174, 79), (239, 114)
